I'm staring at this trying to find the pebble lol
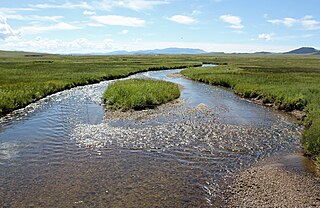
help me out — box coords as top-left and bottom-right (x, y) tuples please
(70, 100), (305, 206)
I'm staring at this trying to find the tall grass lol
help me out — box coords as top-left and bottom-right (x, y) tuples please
(182, 59), (320, 163)
(103, 79), (180, 110)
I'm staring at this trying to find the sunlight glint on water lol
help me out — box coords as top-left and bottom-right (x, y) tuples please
(0, 66), (302, 207)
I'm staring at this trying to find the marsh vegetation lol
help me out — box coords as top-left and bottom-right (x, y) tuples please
(0, 53), (200, 116)
(0, 52), (319, 162)
(103, 79), (180, 110)
(1, 51), (320, 207)
(182, 55), (320, 163)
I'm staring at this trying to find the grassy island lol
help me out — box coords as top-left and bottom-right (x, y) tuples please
(103, 79), (180, 110)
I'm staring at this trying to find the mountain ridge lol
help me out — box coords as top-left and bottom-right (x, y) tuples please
(76, 48), (207, 55)
(2, 47), (320, 56)
(284, 47), (319, 55)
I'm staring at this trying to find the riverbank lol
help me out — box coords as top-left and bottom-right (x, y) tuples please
(0, 52), (203, 116)
(181, 63), (320, 164)
(225, 154), (320, 207)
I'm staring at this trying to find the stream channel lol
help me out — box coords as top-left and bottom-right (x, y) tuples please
(0, 65), (306, 207)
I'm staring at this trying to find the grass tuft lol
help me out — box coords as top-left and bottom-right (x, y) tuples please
(103, 79), (180, 110)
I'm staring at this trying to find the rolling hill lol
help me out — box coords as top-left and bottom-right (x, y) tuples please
(284, 47), (319, 55)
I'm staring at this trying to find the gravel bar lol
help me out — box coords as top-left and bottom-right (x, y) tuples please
(224, 154), (320, 207)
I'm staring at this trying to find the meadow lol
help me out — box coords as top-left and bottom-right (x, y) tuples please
(0, 51), (319, 162)
(103, 79), (180, 110)
(0, 52), (201, 116)
(181, 54), (320, 163)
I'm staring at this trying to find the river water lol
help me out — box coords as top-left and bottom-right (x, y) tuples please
(0, 66), (303, 207)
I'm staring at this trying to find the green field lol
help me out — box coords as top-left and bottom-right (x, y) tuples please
(0, 51), (319, 162)
(181, 55), (320, 163)
(0, 52), (201, 116)
(103, 79), (180, 110)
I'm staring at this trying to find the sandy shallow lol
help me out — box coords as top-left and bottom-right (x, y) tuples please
(224, 154), (320, 207)
(103, 103), (320, 207)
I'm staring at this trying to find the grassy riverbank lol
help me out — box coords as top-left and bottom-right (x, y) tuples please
(1, 51), (319, 162)
(0, 52), (201, 116)
(103, 79), (180, 110)
(181, 56), (320, 163)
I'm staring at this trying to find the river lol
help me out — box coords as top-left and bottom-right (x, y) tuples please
(0, 65), (303, 207)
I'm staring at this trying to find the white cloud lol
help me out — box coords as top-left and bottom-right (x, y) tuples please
(0, 37), (118, 53)
(95, 0), (170, 11)
(0, 37), (301, 54)
(1, 8), (34, 11)
(0, 8), (63, 22)
(268, 18), (297, 27)
(258, 33), (274, 41)
(104, 38), (114, 42)
(26, 15), (63, 22)
(30, 2), (92, 10)
(4, 14), (63, 22)
(0, 15), (20, 40)
(0, 7), (35, 15)
(91, 15), (146, 27)
(83, 10), (96, 15)
(21, 22), (81, 34)
(254, 33), (316, 42)
(30, 0), (169, 11)
(167, 15), (197, 25)
(220, 14), (244, 29)
(120, 29), (129, 34)
(268, 16), (320, 30)
(301, 16), (320, 30)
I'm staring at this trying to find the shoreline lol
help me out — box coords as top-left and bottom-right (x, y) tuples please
(224, 153), (320, 207)
(0, 64), (200, 118)
(179, 71), (320, 168)
(242, 94), (307, 121)
(179, 72), (306, 122)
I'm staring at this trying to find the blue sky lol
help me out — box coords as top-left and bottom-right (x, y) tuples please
(0, 0), (319, 53)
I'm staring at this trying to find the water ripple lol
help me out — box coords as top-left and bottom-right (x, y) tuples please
(0, 67), (303, 207)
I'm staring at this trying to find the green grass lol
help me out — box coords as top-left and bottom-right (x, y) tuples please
(181, 56), (320, 163)
(103, 79), (180, 110)
(0, 52), (202, 116)
(1, 51), (320, 163)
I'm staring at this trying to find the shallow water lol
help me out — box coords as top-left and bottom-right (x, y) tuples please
(0, 66), (303, 207)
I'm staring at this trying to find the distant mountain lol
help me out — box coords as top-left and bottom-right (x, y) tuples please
(0, 50), (52, 58)
(136, 48), (207, 55)
(204, 52), (225, 55)
(100, 48), (207, 55)
(106, 50), (131, 55)
(313, 51), (320, 55)
(284, 47), (319, 55)
(70, 48), (207, 56)
(254, 51), (273, 54)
